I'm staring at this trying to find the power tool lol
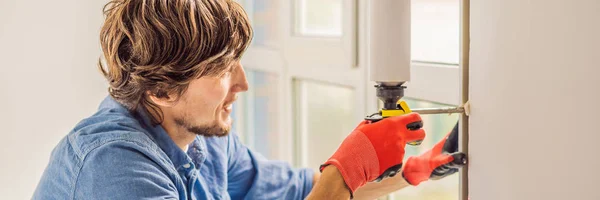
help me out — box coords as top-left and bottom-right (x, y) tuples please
(366, 0), (422, 146)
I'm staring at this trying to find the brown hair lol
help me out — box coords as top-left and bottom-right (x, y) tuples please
(99, 0), (252, 124)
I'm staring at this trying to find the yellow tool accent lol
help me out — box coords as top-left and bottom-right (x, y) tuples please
(398, 101), (412, 114)
(381, 109), (405, 117)
(381, 100), (423, 146)
(379, 100), (421, 146)
(380, 100), (412, 117)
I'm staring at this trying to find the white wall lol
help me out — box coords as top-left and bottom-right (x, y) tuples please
(469, 0), (600, 199)
(0, 1), (107, 199)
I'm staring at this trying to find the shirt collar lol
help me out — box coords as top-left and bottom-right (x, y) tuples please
(99, 96), (199, 171)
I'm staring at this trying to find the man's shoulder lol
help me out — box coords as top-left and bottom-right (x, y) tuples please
(34, 105), (172, 200)
(66, 107), (160, 160)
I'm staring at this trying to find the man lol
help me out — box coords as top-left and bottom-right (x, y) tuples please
(33, 0), (465, 199)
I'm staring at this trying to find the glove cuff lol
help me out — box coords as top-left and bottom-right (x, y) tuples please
(320, 130), (379, 194)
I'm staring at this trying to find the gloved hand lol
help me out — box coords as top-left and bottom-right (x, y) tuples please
(320, 113), (426, 195)
(402, 122), (467, 186)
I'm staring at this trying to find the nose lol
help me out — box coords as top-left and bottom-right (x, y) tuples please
(232, 62), (249, 92)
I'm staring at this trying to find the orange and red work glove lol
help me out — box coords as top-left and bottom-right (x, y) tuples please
(402, 122), (467, 186)
(319, 113), (426, 195)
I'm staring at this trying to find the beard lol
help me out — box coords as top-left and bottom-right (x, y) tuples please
(174, 116), (230, 137)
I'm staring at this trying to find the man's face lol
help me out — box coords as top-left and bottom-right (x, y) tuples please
(166, 61), (248, 137)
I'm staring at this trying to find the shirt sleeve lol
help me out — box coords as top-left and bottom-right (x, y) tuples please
(74, 140), (179, 200)
(226, 133), (315, 200)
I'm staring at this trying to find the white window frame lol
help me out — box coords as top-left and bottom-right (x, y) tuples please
(236, 0), (364, 166)
(284, 0), (364, 168)
(284, 0), (358, 69)
(406, 62), (460, 105)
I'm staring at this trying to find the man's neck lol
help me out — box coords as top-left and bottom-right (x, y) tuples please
(160, 118), (196, 152)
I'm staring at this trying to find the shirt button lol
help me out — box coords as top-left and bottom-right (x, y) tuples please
(183, 163), (191, 169)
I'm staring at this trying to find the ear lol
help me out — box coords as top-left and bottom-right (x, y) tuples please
(146, 91), (179, 108)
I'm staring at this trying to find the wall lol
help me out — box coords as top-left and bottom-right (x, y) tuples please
(0, 1), (107, 199)
(469, 0), (600, 199)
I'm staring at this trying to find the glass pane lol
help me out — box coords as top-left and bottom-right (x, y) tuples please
(391, 98), (460, 200)
(294, 80), (355, 171)
(231, 69), (279, 159)
(295, 0), (343, 37)
(238, 0), (280, 48)
(252, 0), (280, 48)
(411, 0), (460, 64)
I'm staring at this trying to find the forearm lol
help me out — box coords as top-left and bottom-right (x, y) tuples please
(306, 166), (351, 200)
(308, 167), (411, 200)
(352, 170), (410, 200)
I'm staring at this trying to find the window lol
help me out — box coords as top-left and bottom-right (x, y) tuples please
(234, 0), (363, 166)
(411, 0), (460, 64)
(404, 0), (461, 106)
(293, 80), (356, 171)
(294, 0), (343, 37)
(232, 70), (280, 159)
(235, 0), (464, 199)
(385, 0), (463, 199)
(240, 0), (280, 48)
(284, 0), (357, 68)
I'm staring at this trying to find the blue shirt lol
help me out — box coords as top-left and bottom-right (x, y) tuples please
(33, 96), (314, 200)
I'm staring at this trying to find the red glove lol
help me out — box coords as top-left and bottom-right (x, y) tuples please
(320, 113), (426, 195)
(402, 122), (467, 186)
